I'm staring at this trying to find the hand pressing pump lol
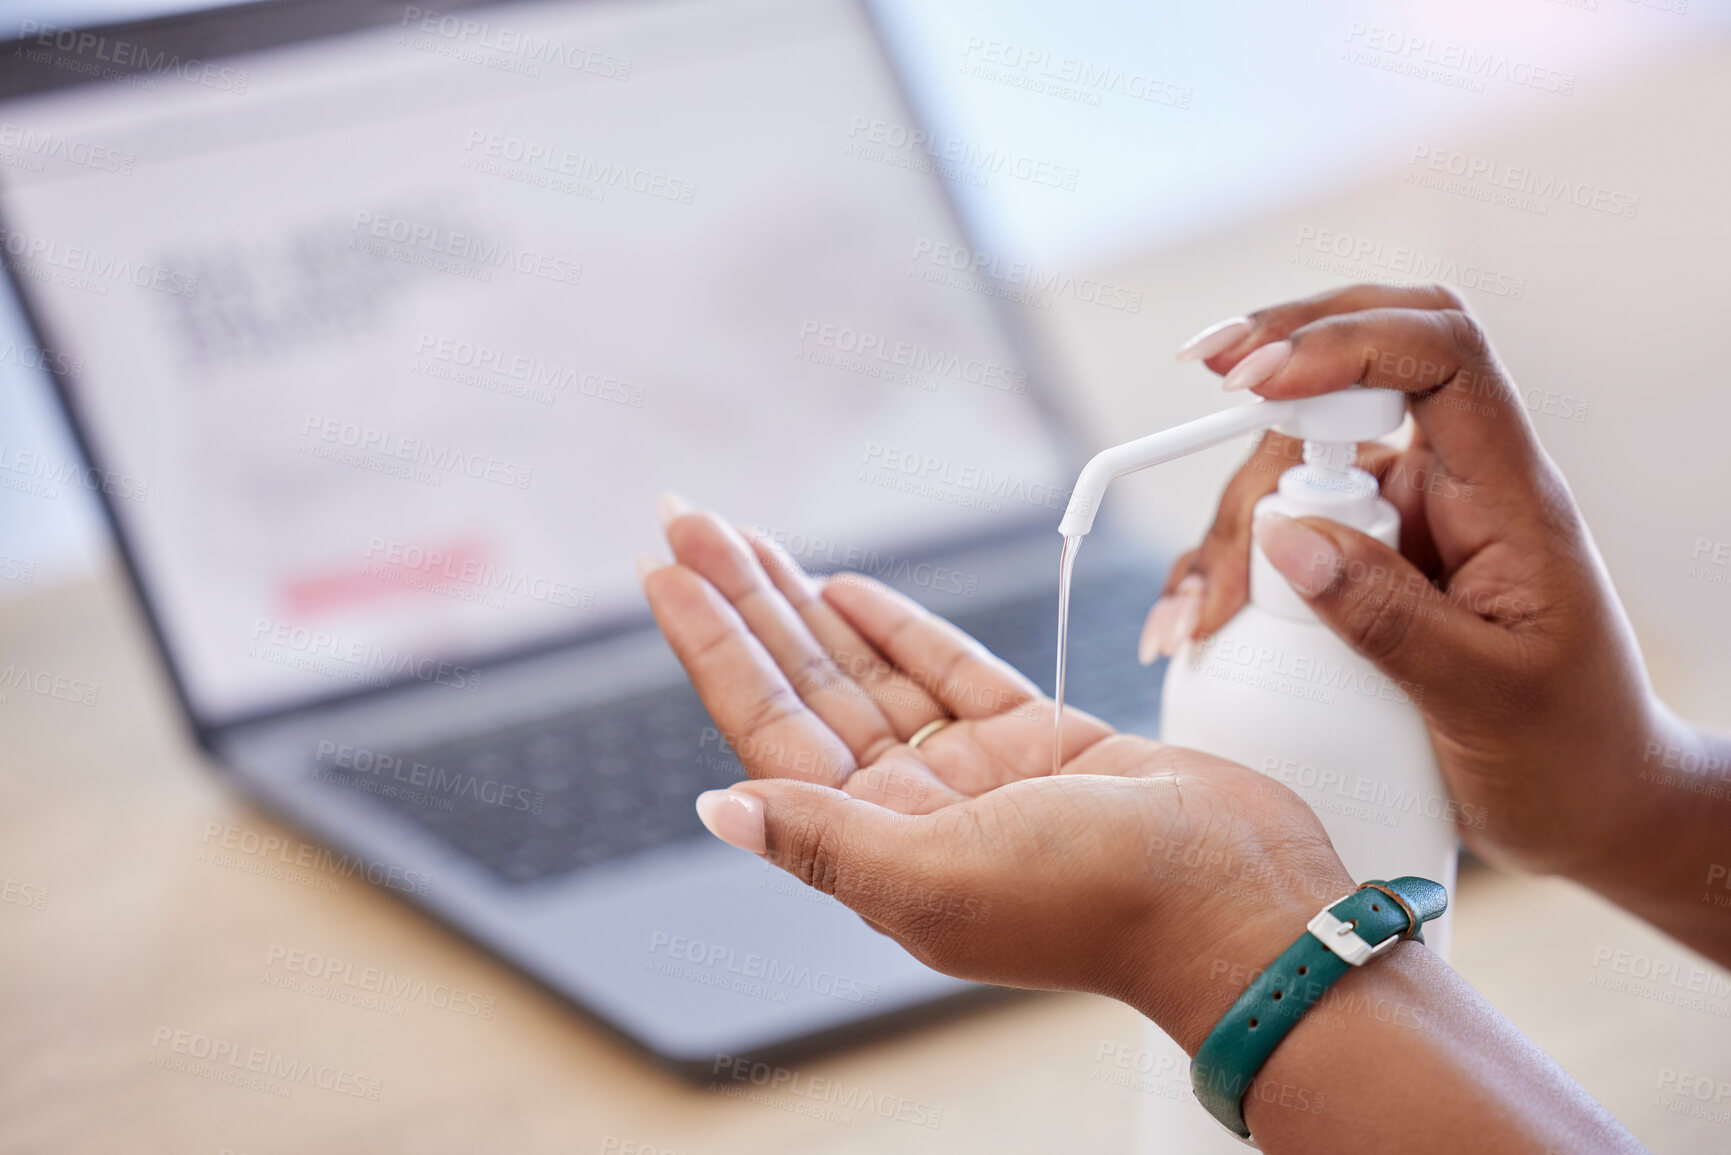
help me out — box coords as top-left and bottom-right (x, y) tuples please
(1059, 387), (1459, 1153)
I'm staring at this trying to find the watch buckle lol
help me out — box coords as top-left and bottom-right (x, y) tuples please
(1307, 894), (1402, 967)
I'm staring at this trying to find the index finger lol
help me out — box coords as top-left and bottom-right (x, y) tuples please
(1246, 300), (1548, 498)
(1195, 283), (1464, 375)
(641, 562), (858, 788)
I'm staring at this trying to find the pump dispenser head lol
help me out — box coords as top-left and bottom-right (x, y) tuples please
(1056, 388), (1406, 539)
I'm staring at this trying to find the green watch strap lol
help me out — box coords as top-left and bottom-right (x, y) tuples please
(1190, 876), (1448, 1144)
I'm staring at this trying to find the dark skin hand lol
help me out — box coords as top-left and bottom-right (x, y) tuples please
(1152, 283), (1731, 967)
(638, 495), (1350, 1046)
(638, 496), (1645, 1154)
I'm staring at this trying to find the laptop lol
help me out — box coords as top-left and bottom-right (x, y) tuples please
(0, 0), (1166, 1071)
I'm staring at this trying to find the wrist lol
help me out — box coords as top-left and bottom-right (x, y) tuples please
(1574, 703), (1731, 960)
(1498, 690), (1670, 885)
(1561, 698), (1697, 890)
(1120, 858), (1355, 1054)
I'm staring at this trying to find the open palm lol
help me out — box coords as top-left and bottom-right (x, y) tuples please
(645, 495), (1119, 810)
(638, 497), (1347, 1022)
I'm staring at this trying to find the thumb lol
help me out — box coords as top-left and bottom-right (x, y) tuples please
(694, 778), (941, 930)
(1251, 511), (1490, 702)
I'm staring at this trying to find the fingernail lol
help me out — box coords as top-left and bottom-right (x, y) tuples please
(695, 789), (766, 854)
(1161, 575), (1206, 656)
(635, 553), (668, 588)
(1139, 599), (1176, 665)
(1252, 513), (1340, 597)
(1221, 340), (1292, 392)
(657, 491), (692, 530)
(1175, 316), (1251, 363)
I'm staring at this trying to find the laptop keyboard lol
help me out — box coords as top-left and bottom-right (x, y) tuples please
(314, 565), (1165, 886)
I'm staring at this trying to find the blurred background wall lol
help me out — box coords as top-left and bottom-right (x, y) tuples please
(3, 0), (1727, 724)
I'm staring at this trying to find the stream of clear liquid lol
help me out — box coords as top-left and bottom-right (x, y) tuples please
(1053, 532), (1082, 776)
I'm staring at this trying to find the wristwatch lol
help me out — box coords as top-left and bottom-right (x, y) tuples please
(1190, 875), (1449, 1146)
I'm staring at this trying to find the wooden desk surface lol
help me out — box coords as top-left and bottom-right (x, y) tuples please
(1, 569), (1726, 1154)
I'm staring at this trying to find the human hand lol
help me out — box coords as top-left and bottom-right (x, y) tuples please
(1151, 284), (1662, 883)
(638, 499), (1353, 1051)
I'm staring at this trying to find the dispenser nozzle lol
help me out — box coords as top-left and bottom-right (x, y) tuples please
(1057, 388), (1406, 538)
(1058, 400), (1292, 538)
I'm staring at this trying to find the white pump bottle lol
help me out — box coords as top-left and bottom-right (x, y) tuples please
(1059, 388), (1458, 1152)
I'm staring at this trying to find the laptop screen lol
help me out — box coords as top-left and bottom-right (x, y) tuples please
(0, 0), (1075, 726)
